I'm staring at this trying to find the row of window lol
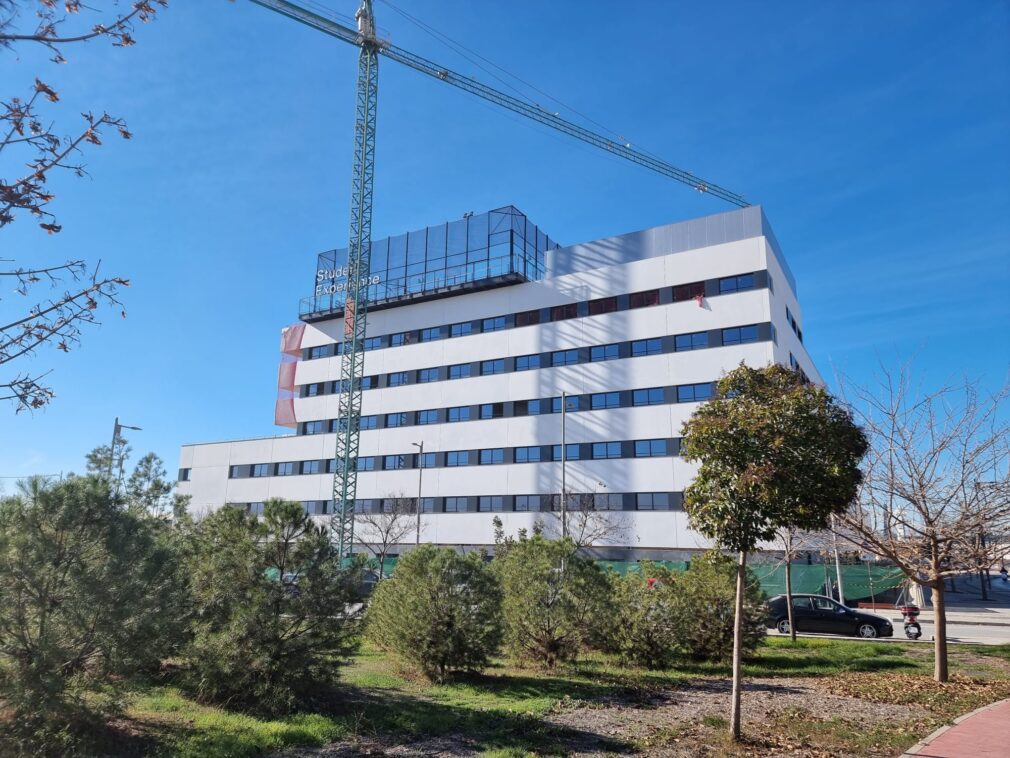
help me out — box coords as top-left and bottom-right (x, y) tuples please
(785, 305), (803, 343)
(226, 437), (682, 479)
(298, 323), (768, 398)
(299, 381), (714, 436)
(302, 270), (768, 360)
(235, 491), (685, 516)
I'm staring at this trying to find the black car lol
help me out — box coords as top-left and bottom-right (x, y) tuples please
(766, 593), (893, 638)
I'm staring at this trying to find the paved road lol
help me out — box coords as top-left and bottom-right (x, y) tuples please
(769, 619), (1010, 645)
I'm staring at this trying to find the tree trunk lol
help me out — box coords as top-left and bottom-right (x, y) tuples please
(933, 581), (948, 682)
(730, 550), (747, 741)
(785, 558), (796, 642)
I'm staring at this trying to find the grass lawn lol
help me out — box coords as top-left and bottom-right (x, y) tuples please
(105, 639), (1010, 757)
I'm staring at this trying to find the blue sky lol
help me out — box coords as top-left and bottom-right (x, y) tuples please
(1, 0), (1008, 481)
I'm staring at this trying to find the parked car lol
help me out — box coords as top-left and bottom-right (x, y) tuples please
(766, 593), (894, 638)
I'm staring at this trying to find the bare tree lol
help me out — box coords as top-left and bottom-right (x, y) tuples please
(1, 1), (165, 411)
(355, 494), (417, 579)
(774, 527), (833, 641)
(565, 492), (629, 550)
(836, 368), (1010, 682)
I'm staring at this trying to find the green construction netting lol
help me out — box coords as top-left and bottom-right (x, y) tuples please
(750, 564), (907, 599)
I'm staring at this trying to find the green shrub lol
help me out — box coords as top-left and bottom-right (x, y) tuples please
(185, 500), (360, 715)
(0, 476), (184, 747)
(366, 545), (502, 681)
(610, 564), (681, 669)
(495, 536), (612, 667)
(670, 551), (766, 661)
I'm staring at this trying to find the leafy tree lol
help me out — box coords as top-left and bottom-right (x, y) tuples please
(670, 552), (766, 662)
(0, 475), (182, 748)
(366, 545), (502, 681)
(680, 364), (867, 740)
(85, 436), (132, 478)
(185, 500), (360, 715)
(494, 535), (612, 667)
(609, 564), (680, 669)
(1, 1), (166, 411)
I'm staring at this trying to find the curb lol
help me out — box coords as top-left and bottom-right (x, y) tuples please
(900, 698), (1010, 756)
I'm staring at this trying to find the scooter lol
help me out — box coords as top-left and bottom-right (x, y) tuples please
(899, 604), (922, 640)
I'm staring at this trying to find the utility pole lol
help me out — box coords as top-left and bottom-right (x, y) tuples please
(412, 441), (423, 546)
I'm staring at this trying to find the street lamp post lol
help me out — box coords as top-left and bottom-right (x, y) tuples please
(107, 416), (142, 496)
(411, 441), (424, 546)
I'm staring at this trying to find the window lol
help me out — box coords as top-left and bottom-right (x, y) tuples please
(479, 496), (504, 512)
(590, 344), (619, 362)
(551, 303), (577, 321)
(594, 493), (623, 511)
(421, 497), (437, 513)
(631, 338), (662, 357)
(482, 316), (506, 332)
(384, 455), (407, 470)
(248, 502), (265, 515)
(771, 323), (777, 344)
(304, 420), (325, 435)
(636, 493), (671, 511)
(179, 468), (191, 482)
(447, 406), (472, 423)
(301, 460), (322, 475)
(722, 325), (759, 345)
(326, 459), (337, 473)
(444, 496), (467, 512)
(718, 273), (755, 294)
(359, 415), (378, 430)
(360, 375), (376, 390)
(450, 321), (473, 337)
(552, 349), (579, 367)
(789, 352), (799, 370)
(672, 281), (705, 301)
(276, 462), (296, 476)
(305, 382), (323, 397)
(629, 289), (660, 308)
(417, 409), (439, 425)
(480, 403), (504, 419)
(357, 457), (376, 471)
(388, 371), (409, 387)
(449, 363), (472, 379)
(417, 452), (436, 468)
(445, 451), (468, 467)
(307, 345), (329, 359)
(592, 441), (622, 459)
(675, 331), (708, 352)
(797, 328), (803, 343)
(390, 332), (411, 347)
(515, 495), (540, 511)
(420, 326), (442, 342)
(515, 398), (543, 416)
(677, 383), (713, 403)
(514, 446), (542, 463)
(588, 296), (618, 315)
(251, 463), (270, 478)
(363, 336), (382, 350)
(635, 439), (667, 457)
(386, 412), (408, 427)
(552, 443), (581, 461)
(515, 354), (541, 371)
(303, 500), (328, 515)
(551, 395), (579, 413)
(591, 392), (620, 410)
(633, 387), (664, 406)
(516, 309), (541, 327)
(791, 596), (813, 611)
(481, 359), (505, 375)
(417, 367), (439, 383)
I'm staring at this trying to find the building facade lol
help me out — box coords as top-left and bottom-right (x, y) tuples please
(177, 204), (819, 560)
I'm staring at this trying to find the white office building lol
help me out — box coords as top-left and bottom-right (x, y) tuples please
(177, 204), (819, 561)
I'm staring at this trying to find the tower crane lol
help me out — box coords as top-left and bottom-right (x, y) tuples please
(247, 0), (750, 562)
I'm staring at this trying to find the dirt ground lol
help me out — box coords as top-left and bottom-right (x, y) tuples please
(279, 676), (931, 757)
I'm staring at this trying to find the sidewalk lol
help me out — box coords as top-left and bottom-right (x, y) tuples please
(902, 698), (1010, 757)
(882, 573), (1010, 628)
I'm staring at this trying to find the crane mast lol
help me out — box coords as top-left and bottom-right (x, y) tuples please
(247, 0), (750, 562)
